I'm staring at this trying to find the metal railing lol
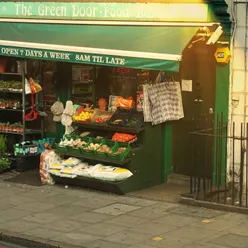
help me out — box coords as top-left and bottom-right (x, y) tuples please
(187, 114), (248, 209)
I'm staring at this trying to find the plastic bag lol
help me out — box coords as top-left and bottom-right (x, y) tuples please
(75, 163), (95, 178)
(60, 173), (77, 178)
(49, 163), (63, 170)
(25, 78), (31, 94)
(39, 150), (60, 185)
(30, 78), (42, 93)
(48, 169), (61, 176)
(61, 157), (81, 167)
(111, 133), (136, 142)
(60, 164), (84, 175)
(116, 97), (133, 109)
(92, 164), (133, 181)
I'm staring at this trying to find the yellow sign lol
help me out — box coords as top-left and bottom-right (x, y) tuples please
(214, 47), (231, 64)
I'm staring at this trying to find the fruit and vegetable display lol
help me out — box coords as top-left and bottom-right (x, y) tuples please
(56, 135), (131, 161)
(0, 122), (23, 132)
(0, 99), (21, 109)
(91, 110), (112, 123)
(59, 138), (86, 148)
(111, 133), (136, 143)
(84, 141), (101, 151)
(0, 81), (22, 92)
(97, 144), (112, 153)
(73, 110), (94, 122)
(109, 147), (127, 156)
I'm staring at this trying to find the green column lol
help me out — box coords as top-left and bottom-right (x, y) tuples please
(213, 63), (230, 184)
(162, 123), (173, 182)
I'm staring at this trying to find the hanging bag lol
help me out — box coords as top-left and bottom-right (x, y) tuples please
(25, 78), (38, 121)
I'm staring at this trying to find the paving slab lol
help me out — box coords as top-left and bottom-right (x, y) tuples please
(14, 202), (56, 212)
(190, 218), (241, 231)
(80, 222), (127, 236)
(208, 233), (248, 248)
(165, 226), (219, 242)
(0, 209), (31, 223)
(68, 212), (113, 224)
(227, 224), (248, 236)
(104, 214), (150, 227)
(130, 222), (178, 236)
(44, 204), (90, 217)
(117, 196), (157, 207)
(44, 219), (90, 233)
(22, 212), (61, 224)
(51, 231), (101, 247)
(103, 230), (152, 246)
(168, 206), (224, 219)
(182, 243), (226, 248)
(93, 203), (140, 216)
(127, 204), (172, 219)
(0, 202), (16, 211)
(142, 235), (193, 248)
(130, 245), (155, 248)
(37, 194), (82, 206)
(0, 220), (41, 234)
(152, 213), (199, 227)
(73, 197), (117, 210)
(2, 195), (34, 205)
(22, 227), (62, 241)
(84, 239), (128, 248)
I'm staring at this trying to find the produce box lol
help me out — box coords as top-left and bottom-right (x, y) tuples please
(91, 109), (113, 124)
(81, 137), (101, 155)
(95, 139), (116, 157)
(109, 142), (131, 161)
(73, 109), (94, 123)
(108, 108), (132, 127)
(55, 143), (69, 153)
(14, 141), (39, 157)
(65, 136), (90, 154)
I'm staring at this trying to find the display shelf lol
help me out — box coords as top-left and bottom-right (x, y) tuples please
(0, 108), (23, 112)
(0, 89), (23, 94)
(0, 72), (22, 76)
(50, 174), (130, 195)
(56, 150), (131, 165)
(72, 122), (145, 134)
(0, 129), (41, 135)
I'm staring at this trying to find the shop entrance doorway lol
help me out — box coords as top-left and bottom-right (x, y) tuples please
(172, 44), (216, 176)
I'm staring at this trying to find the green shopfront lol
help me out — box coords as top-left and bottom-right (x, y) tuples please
(0, 1), (231, 193)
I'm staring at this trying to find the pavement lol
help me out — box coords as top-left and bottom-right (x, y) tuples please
(0, 180), (248, 248)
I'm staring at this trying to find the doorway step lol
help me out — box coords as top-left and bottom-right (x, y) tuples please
(129, 174), (190, 203)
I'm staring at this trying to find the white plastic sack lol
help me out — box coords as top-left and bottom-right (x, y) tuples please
(92, 164), (133, 182)
(60, 163), (84, 175)
(75, 163), (95, 178)
(61, 157), (81, 167)
(48, 169), (61, 176)
(60, 173), (77, 178)
(49, 163), (63, 170)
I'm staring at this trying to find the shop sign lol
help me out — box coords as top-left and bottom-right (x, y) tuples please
(0, 46), (179, 71)
(214, 47), (231, 64)
(0, 2), (208, 22)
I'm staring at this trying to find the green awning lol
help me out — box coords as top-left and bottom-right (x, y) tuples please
(0, 23), (198, 71)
